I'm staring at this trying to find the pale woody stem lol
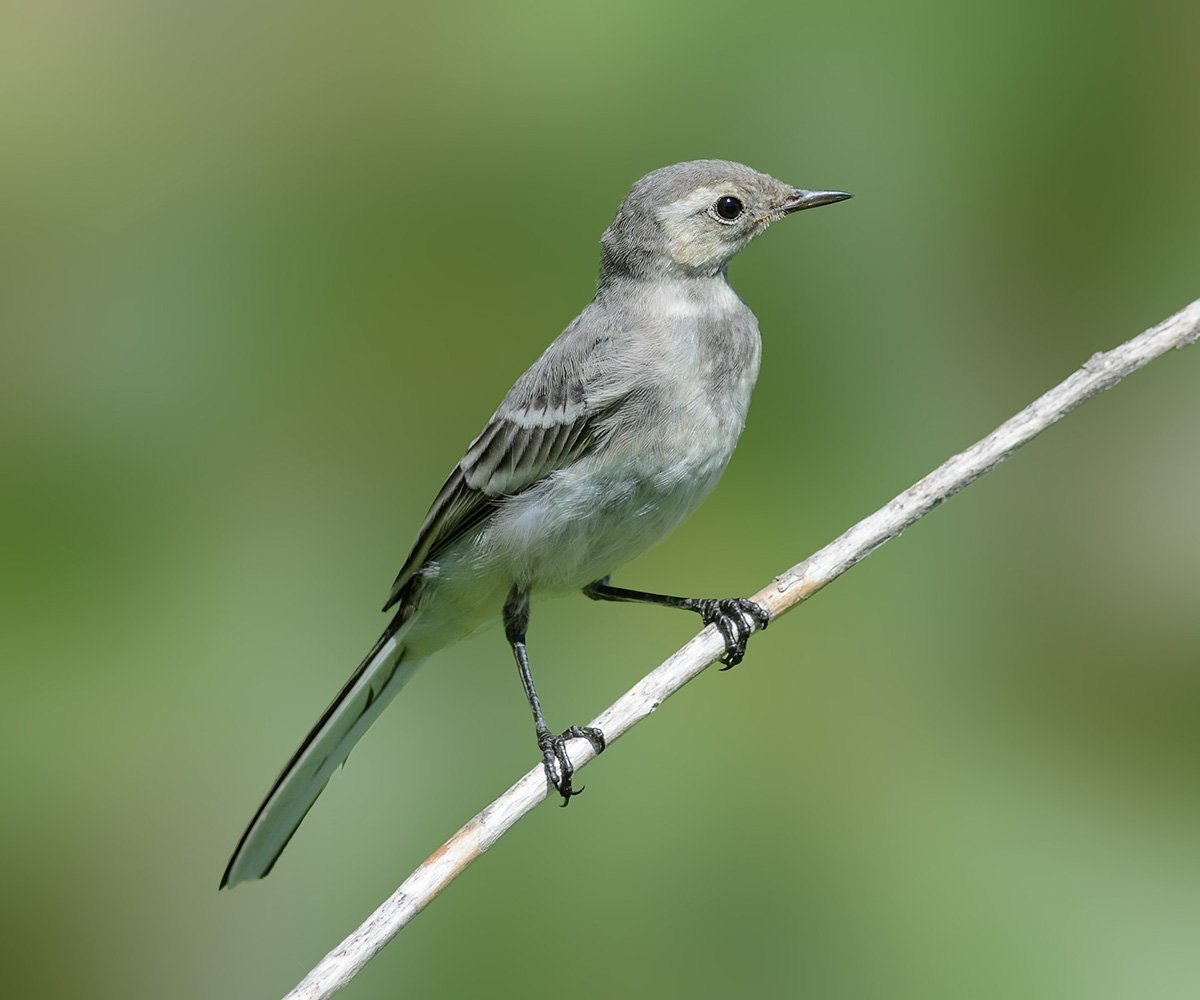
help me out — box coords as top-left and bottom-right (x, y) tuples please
(285, 297), (1200, 1000)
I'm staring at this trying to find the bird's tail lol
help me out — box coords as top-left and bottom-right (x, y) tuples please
(221, 611), (421, 887)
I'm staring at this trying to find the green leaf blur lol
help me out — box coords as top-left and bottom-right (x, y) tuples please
(2, 2), (1198, 997)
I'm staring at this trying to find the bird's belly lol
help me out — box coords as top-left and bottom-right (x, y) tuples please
(473, 413), (739, 591)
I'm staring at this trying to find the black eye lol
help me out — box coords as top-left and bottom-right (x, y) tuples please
(714, 195), (743, 221)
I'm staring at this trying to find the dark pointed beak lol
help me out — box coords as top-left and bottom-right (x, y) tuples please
(782, 189), (853, 214)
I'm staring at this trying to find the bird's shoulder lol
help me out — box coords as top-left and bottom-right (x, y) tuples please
(498, 300), (628, 410)
(382, 300), (631, 611)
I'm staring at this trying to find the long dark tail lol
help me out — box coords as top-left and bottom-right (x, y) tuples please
(221, 612), (419, 887)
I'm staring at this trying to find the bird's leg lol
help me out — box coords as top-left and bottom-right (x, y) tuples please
(583, 577), (770, 670)
(503, 585), (605, 805)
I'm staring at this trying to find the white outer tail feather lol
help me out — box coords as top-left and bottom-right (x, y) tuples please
(221, 620), (422, 887)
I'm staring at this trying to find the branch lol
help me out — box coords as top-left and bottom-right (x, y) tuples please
(284, 297), (1200, 999)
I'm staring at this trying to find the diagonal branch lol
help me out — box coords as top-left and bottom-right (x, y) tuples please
(284, 297), (1200, 1000)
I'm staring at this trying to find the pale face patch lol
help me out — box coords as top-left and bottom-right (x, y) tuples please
(655, 185), (756, 270)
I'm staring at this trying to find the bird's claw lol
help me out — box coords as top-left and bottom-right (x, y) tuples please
(537, 725), (606, 804)
(695, 597), (770, 669)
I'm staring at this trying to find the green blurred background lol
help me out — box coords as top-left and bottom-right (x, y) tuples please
(3, 1), (1198, 997)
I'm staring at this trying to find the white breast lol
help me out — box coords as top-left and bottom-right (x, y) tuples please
(453, 277), (762, 591)
(649, 278), (744, 319)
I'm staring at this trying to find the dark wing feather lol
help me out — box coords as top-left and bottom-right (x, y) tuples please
(382, 387), (611, 612)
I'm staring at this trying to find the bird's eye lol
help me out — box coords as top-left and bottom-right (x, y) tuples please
(713, 195), (744, 221)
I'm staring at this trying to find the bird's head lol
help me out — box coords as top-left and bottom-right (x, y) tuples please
(600, 159), (850, 282)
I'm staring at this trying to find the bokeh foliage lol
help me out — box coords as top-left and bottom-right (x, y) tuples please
(2, 2), (1198, 997)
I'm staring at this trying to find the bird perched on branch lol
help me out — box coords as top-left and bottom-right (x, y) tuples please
(221, 160), (851, 887)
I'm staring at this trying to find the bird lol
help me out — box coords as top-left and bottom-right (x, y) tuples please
(220, 160), (851, 888)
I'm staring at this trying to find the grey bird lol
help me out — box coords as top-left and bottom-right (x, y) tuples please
(221, 160), (850, 887)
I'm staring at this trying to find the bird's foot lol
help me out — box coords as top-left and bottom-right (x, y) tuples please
(537, 724), (606, 805)
(693, 598), (770, 669)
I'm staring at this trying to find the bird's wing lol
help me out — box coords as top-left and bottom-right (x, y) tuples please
(383, 362), (621, 611)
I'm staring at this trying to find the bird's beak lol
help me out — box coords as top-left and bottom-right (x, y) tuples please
(782, 189), (853, 214)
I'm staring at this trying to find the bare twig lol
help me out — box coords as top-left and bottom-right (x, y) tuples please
(284, 297), (1200, 999)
